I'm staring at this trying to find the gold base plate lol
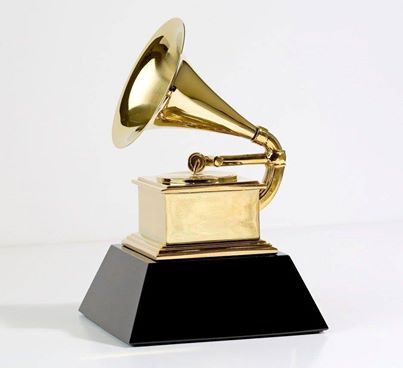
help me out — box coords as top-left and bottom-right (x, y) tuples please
(122, 233), (278, 260)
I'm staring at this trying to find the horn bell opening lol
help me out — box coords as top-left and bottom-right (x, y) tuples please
(112, 18), (185, 148)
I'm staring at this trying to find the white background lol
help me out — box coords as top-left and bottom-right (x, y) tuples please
(1, 0), (402, 247)
(1, 2), (403, 367)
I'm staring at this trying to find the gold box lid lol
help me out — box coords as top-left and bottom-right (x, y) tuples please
(134, 171), (266, 193)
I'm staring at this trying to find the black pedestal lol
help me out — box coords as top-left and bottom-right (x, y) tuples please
(79, 245), (328, 346)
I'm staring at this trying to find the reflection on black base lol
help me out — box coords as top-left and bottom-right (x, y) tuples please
(79, 245), (328, 346)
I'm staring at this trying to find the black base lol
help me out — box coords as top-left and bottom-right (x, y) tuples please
(79, 245), (328, 346)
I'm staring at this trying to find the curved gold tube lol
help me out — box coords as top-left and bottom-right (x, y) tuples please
(253, 128), (286, 209)
(188, 128), (286, 209)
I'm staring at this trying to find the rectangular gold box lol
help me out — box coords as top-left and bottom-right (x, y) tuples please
(136, 176), (264, 245)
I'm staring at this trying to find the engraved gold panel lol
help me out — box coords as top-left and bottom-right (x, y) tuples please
(136, 176), (262, 246)
(165, 190), (260, 244)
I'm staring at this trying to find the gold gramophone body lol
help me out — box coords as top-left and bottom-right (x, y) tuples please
(113, 18), (286, 259)
(125, 174), (271, 260)
(80, 18), (327, 346)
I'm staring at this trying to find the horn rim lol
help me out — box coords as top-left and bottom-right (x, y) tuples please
(112, 18), (185, 148)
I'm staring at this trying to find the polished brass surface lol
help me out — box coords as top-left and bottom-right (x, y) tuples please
(135, 175), (265, 193)
(112, 18), (185, 148)
(112, 18), (286, 210)
(188, 151), (285, 174)
(123, 234), (277, 260)
(157, 171), (237, 185)
(135, 176), (262, 248)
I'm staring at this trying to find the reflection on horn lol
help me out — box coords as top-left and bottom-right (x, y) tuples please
(112, 18), (285, 209)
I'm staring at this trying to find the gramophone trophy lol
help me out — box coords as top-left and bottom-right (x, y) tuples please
(80, 18), (328, 345)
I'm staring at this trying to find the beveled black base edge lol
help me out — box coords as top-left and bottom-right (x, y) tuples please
(80, 245), (328, 346)
(129, 329), (326, 347)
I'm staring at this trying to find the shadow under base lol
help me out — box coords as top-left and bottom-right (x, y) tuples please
(79, 245), (328, 346)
